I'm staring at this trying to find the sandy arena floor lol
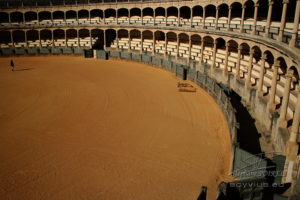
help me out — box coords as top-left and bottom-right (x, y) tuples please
(0, 56), (232, 200)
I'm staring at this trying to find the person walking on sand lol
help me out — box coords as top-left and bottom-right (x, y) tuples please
(10, 60), (14, 72)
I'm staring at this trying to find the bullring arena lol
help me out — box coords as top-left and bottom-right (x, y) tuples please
(0, 0), (300, 199)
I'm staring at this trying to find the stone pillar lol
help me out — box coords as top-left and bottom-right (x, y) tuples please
(215, 6), (219, 30)
(289, 87), (300, 143)
(227, 6), (232, 31)
(177, 9), (180, 27)
(103, 11), (106, 24)
(212, 40), (218, 68)
(37, 12), (40, 25)
(289, 0), (300, 47)
(128, 33), (131, 51)
(141, 11), (144, 25)
(236, 46), (242, 79)
(268, 60), (280, 110)
(51, 12), (54, 23)
(202, 8), (206, 29)
(188, 37), (192, 62)
(153, 10), (156, 25)
(77, 30), (80, 47)
(164, 33), (168, 57)
(257, 54), (267, 95)
(152, 34), (155, 54)
(64, 12), (66, 22)
(224, 43), (229, 75)
(23, 13), (25, 24)
(24, 30), (28, 48)
(251, 2), (259, 35)
(176, 36), (180, 59)
(116, 11), (118, 24)
(279, 69), (294, 128)
(165, 9), (168, 26)
(88, 10), (91, 23)
(38, 30), (41, 47)
(89, 30), (92, 48)
(200, 41), (204, 64)
(141, 34), (143, 53)
(10, 31), (14, 47)
(277, 0), (289, 42)
(65, 30), (68, 47)
(103, 30), (106, 50)
(264, 0), (274, 37)
(240, 5), (246, 33)
(8, 12), (11, 25)
(116, 30), (119, 50)
(246, 49), (254, 86)
(128, 11), (131, 25)
(52, 30), (55, 47)
(190, 8), (193, 28)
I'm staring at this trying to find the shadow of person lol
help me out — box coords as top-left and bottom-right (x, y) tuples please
(15, 68), (34, 71)
(197, 186), (207, 200)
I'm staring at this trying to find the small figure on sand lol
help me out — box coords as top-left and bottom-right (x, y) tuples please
(10, 60), (14, 72)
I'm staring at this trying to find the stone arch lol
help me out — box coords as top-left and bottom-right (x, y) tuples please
(251, 45), (262, 63)
(244, 0), (255, 20)
(66, 29), (77, 40)
(12, 30), (25, 43)
(90, 9), (103, 20)
(130, 8), (141, 17)
(105, 9), (116, 18)
(218, 4), (229, 18)
(142, 30), (153, 39)
(130, 29), (141, 39)
(203, 36), (214, 48)
(11, 12), (24, 23)
(180, 6), (191, 19)
(257, 0), (269, 20)
(205, 4), (216, 17)
(40, 29), (52, 41)
(53, 29), (65, 40)
(118, 29), (129, 39)
(231, 2), (242, 19)
(91, 29), (104, 49)
(155, 7), (165, 17)
(53, 11), (64, 20)
(105, 29), (116, 48)
(0, 12), (9, 23)
(66, 10), (77, 20)
(167, 7), (178, 17)
(38, 11), (51, 21)
(166, 31), (177, 42)
(0, 31), (11, 44)
(26, 29), (39, 42)
(78, 9), (89, 19)
(25, 11), (37, 22)
(191, 34), (201, 45)
(118, 8), (129, 18)
(143, 7), (153, 17)
(78, 29), (90, 38)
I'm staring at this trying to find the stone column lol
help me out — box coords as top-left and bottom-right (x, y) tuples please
(277, 0), (289, 42)
(176, 36), (180, 59)
(141, 34), (143, 53)
(38, 30), (41, 47)
(128, 33), (131, 51)
(103, 11), (106, 24)
(215, 6), (219, 30)
(24, 30), (28, 48)
(10, 31), (14, 48)
(116, 10), (118, 24)
(103, 30), (106, 50)
(268, 60), (280, 110)
(128, 11), (131, 25)
(200, 41), (204, 64)
(257, 53), (267, 95)
(251, 2), (259, 35)
(152, 34), (155, 54)
(188, 36), (192, 62)
(289, 87), (300, 143)
(177, 9), (180, 27)
(153, 10), (156, 26)
(141, 12), (144, 25)
(227, 6), (232, 31)
(279, 69), (294, 128)
(37, 12), (40, 25)
(212, 40), (218, 68)
(165, 9), (168, 26)
(64, 12), (66, 23)
(224, 42), (229, 75)
(289, 0), (300, 47)
(240, 5), (246, 33)
(23, 13), (25, 24)
(77, 30), (80, 47)
(52, 30), (55, 47)
(236, 46), (242, 79)
(88, 10), (91, 24)
(246, 49), (254, 86)
(202, 8), (206, 29)
(65, 30), (68, 47)
(89, 30), (92, 48)
(264, 0), (274, 37)
(116, 30), (119, 50)
(164, 33), (168, 57)
(190, 8), (193, 28)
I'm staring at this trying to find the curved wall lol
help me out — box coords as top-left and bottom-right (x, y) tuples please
(0, 0), (300, 197)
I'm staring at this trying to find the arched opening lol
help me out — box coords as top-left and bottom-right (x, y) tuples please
(192, 6), (203, 27)
(0, 12), (9, 23)
(142, 30), (153, 52)
(179, 6), (191, 27)
(0, 31), (11, 46)
(66, 29), (78, 47)
(166, 7), (178, 26)
(12, 30), (26, 47)
(205, 5), (216, 29)
(257, 0), (269, 21)
(239, 43), (251, 78)
(11, 12), (24, 23)
(230, 2), (242, 30)
(178, 33), (189, 59)
(130, 8), (141, 24)
(91, 29), (104, 49)
(155, 7), (166, 25)
(39, 11), (51, 22)
(25, 12), (37, 22)
(27, 30), (39, 47)
(130, 29), (141, 51)
(78, 10), (89, 20)
(190, 34), (201, 61)
(166, 32), (177, 56)
(154, 31), (165, 54)
(53, 29), (65, 47)
(118, 29), (128, 49)
(105, 9), (116, 23)
(78, 29), (90, 47)
(143, 8), (154, 25)
(218, 4), (229, 30)
(90, 9), (103, 22)
(40, 29), (52, 47)
(53, 11), (64, 20)
(118, 8), (129, 23)
(272, 0), (283, 22)
(215, 38), (226, 68)
(66, 10), (77, 20)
